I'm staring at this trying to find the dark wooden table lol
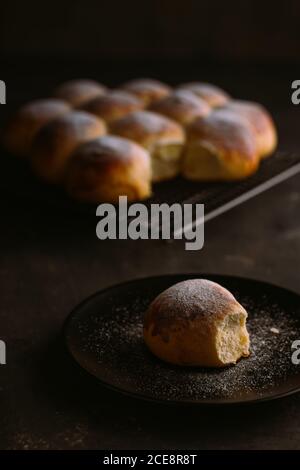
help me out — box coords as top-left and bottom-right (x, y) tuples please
(1, 60), (300, 449)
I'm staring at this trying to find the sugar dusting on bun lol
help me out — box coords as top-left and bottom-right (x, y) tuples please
(144, 279), (250, 367)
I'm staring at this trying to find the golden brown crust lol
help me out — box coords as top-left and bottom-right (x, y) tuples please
(222, 100), (277, 158)
(183, 108), (259, 180)
(187, 109), (255, 159)
(178, 82), (230, 107)
(31, 111), (106, 183)
(144, 279), (248, 367)
(65, 135), (152, 202)
(120, 78), (171, 106)
(149, 90), (211, 125)
(2, 99), (71, 157)
(110, 110), (185, 149)
(53, 79), (107, 106)
(81, 90), (144, 124)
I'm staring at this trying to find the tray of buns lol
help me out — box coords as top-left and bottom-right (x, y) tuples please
(1, 78), (299, 222)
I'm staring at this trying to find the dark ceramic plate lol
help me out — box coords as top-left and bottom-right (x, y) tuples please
(64, 274), (300, 405)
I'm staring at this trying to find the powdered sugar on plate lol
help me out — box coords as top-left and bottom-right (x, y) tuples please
(66, 276), (300, 404)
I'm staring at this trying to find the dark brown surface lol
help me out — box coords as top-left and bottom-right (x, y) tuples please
(1, 62), (300, 449)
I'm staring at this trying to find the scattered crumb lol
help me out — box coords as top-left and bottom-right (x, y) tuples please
(270, 327), (280, 334)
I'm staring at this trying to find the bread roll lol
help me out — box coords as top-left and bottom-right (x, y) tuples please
(31, 111), (106, 183)
(53, 79), (107, 107)
(81, 90), (144, 124)
(65, 135), (151, 203)
(2, 99), (70, 157)
(178, 82), (230, 107)
(182, 108), (259, 181)
(144, 279), (250, 367)
(222, 100), (277, 158)
(149, 90), (211, 125)
(120, 78), (171, 106)
(110, 111), (185, 182)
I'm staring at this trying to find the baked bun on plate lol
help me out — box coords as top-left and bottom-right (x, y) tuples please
(144, 279), (250, 367)
(81, 90), (144, 124)
(178, 82), (230, 107)
(120, 78), (171, 106)
(31, 111), (106, 183)
(149, 90), (211, 125)
(182, 108), (259, 181)
(222, 100), (277, 158)
(53, 79), (107, 107)
(110, 110), (185, 182)
(2, 99), (70, 157)
(65, 135), (151, 203)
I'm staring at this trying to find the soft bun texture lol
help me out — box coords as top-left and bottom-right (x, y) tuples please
(182, 108), (259, 181)
(110, 110), (185, 182)
(81, 90), (144, 124)
(178, 82), (230, 107)
(31, 111), (106, 183)
(2, 99), (71, 157)
(144, 279), (250, 367)
(149, 90), (211, 125)
(120, 78), (171, 106)
(53, 79), (107, 107)
(222, 100), (277, 158)
(65, 135), (152, 203)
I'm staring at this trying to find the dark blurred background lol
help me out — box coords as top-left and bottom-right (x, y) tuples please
(1, 0), (300, 63)
(1, 0), (300, 150)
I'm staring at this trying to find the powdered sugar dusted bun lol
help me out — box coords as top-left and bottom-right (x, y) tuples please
(65, 135), (152, 203)
(111, 111), (184, 146)
(120, 78), (171, 106)
(111, 111), (185, 182)
(149, 90), (211, 125)
(53, 79), (107, 107)
(81, 90), (144, 124)
(2, 98), (71, 157)
(31, 111), (106, 183)
(144, 279), (250, 367)
(182, 108), (259, 181)
(222, 100), (277, 159)
(178, 82), (230, 107)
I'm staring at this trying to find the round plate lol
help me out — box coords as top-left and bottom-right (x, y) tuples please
(64, 274), (300, 405)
